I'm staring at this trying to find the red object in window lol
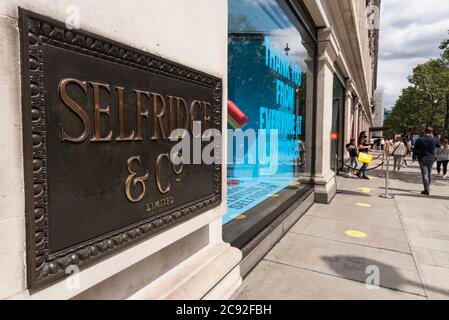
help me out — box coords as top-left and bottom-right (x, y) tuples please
(227, 100), (249, 129)
(331, 132), (339, 141)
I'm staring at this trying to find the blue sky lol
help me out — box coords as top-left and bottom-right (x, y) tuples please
(377, 0), (449, 110)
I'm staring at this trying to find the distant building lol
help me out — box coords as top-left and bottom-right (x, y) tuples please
(372, 89), (385, 136)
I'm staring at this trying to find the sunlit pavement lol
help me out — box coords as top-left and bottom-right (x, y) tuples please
(232, 154), (449, 300)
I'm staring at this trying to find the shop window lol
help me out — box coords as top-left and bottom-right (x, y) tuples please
(224, 0), (311, 225)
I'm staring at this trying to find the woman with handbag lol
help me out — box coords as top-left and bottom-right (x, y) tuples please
(357, 131), (372, 180)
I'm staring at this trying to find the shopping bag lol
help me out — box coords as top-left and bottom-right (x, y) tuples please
(358, 152), (372, 164)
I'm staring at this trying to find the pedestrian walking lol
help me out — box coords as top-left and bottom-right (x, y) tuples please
(384, 138), (393, 157)
(413, 127), (441, 196)
(380, 137), (385, 151)
(346, 138), (358, 175)
(392, 136), (407, 172)
(401, 136), (411, 167)
(357, 131), (371, 180)
(436, 139), (449, 178)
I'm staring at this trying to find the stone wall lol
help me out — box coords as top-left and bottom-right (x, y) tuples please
(0, 0), (241, 300)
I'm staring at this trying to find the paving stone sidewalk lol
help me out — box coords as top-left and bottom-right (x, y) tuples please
(233, 155), (449, 300)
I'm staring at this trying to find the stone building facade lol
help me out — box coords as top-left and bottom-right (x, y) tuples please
(0, 0), (379, 300)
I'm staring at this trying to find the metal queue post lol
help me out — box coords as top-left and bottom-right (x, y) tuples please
(369, 127), (394, 199)
(379, 148), (394, 199)
(378, 152), (385, 178)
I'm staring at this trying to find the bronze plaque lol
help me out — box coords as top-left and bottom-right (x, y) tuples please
(19, 9), (222, 289)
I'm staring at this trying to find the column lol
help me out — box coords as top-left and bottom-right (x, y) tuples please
(362, 110), (367, 132)
(359, 109), (365, 132)
(304, 55), (315, 176)
(309, 28), (340, 204)
(358, 104), (363, 136)
(353, 97), (360, 142)
(343, 80), (354, 159)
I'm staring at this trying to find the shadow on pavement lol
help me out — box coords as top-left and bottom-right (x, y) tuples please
(385, 169), (449, 187)
(389, 171), (448, 187)
(321, 255), (449, 298)
(379, 187), (449, 201)
(394, 193), (449, 201)
(400, 163), (421, 170)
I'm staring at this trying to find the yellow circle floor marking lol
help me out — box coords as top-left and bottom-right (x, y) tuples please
(271, 194), (280, 198)
(235, 215), (247, 220)
(356, 202), (372, 208)
(290, 182), (301, 187)
(345, 230), (368, 238)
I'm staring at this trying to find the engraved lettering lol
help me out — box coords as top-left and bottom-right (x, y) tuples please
(125, 156), (149, 203)
(156, 153), (170, 194)
(151, 92), (167, 140)
(116, 86), (135, 141)
(58, 78), (90, 143)
(134, 90), (150, 141)
(90, 81), (113, 142)
(190, 100), (202, 134)
(176, 97), (190, 132)
(145, 196), (175, 212)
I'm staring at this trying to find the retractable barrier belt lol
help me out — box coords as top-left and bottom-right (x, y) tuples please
(337, 144), (402, 173)
(336, 156), (385, 172)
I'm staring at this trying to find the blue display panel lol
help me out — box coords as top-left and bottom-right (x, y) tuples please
(225, 0), (309, 224)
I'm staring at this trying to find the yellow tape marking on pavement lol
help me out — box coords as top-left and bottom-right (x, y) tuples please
(345, 230), (368, 238)
(235, 215), (247, 220)
(356, 202), (372, 208)
(358, 188), (374, 193)
(271, 194), (280, 198)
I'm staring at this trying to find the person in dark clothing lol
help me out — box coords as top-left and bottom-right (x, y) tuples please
(346, 138), (358, 175)
(413, 127), (441, 195)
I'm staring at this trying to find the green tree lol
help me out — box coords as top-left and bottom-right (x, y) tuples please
(384, 86), (429, 135)
(386, 33), (449, 138)
(409, 59), (448, 135)
(439, 33), (449, 136)
(439, 30), (449, 61)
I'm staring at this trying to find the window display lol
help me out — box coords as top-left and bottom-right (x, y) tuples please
(225, 0), (310, 224)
